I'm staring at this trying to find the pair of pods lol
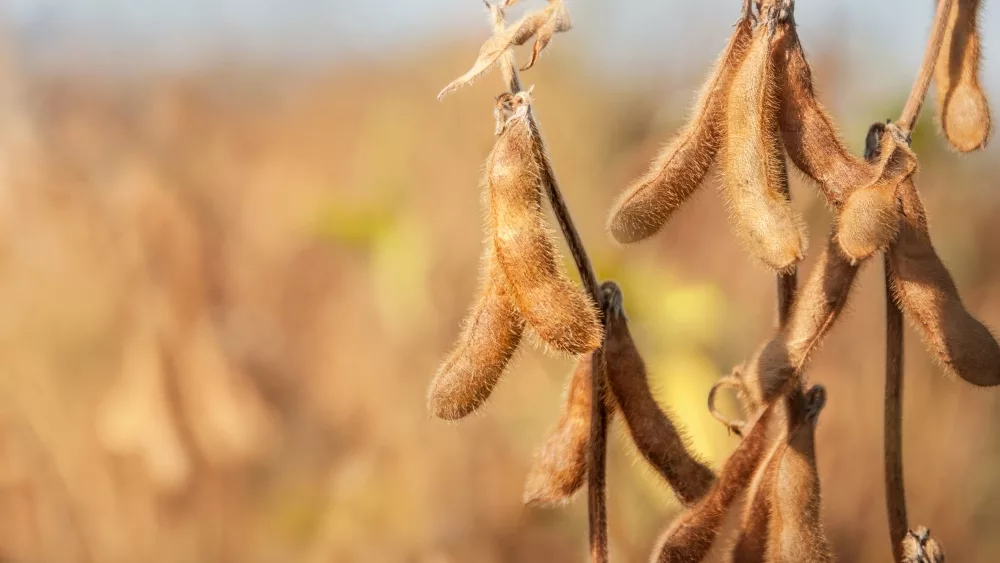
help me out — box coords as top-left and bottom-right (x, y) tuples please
(427, 92), (601, 420)
(524, 282), (715, 508)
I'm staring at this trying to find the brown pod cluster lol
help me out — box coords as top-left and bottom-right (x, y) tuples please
(887, 177), (1000, 387)
(901, 527), (946, 563)
(722, 15), (807, 271)
(765, 385), (831, 563)
(523, 351), (617, 506)
(488, 91), (602, 355)
(606, 12), (753, 244)
(649, 402), (775, 563)
(601, 281), (716, 505)
(427, 255), (525, 420)
(935, 0), (991, 152)
(836, 123), (918, 263)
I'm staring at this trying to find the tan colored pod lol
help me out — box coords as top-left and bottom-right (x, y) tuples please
(606, 14), (754, 244)
(836, 123), (918, 262)
(766, 385), (832, 563)
(523, 351), (617, 506)
(649, 403), (775, 563)
(488, 92), (602, 354)
(723, 19), (806, 271)
(601, 281), (716, 505)
(427, 252), (525, 420)
(739, 234), (860, 413)
(778, 26), (872, 206)
(730, 434), (782, 563)
(935, 0), (991, 152)
(887, 178), (1000, 387)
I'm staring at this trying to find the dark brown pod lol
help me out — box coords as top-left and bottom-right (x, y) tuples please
(523, 351), (617, 506)
(648, 402), (775, 563)
(887, 177), (1000, 387)
(602, 281), (716, 505)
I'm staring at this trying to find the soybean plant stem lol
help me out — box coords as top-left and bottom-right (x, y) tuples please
(898, 0), (955, 133)
(884, 256), (907, 563)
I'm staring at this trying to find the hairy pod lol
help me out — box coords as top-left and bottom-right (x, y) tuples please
(836, 123), (918, 262)
(523, 351), (617, 506)
(649, 402), (775, 563)
(606, 14), (754, 244)
(778, 25), (872, 206)
(935, 0), (991, 152)
(738, 234), (859, 413)
(766, 385), (831, 563)
(887, 178), (1000, 387)
(901, 527), (946, 563)
(729, 387), (820, 563)
(730, 435), (782, 563)
(723, 18), (807, 271)
(601, 281), (716, 505)
(488, 92), (602, 354)
(427, 249), (525, 419)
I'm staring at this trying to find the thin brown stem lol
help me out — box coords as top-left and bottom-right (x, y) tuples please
(776, 181), (797, 328)
(883, 1), (950, 554)
(884, 256), (908, 562)
(897, 0), (955, 133)
(495, 12), (608, 561)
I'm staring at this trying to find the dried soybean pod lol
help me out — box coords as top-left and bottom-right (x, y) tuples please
(723, 15), (806, 271)
(606, 10), (754, 244)
(836, 123), (918, 263)
(649, 403), (775, 563)
(935, 0), (991, 152)
(778, 25), (872, 206)
(730, 437), (782, 563)
(601, 281), (716, 505)
(887, 178), (1000, 387)
(523, 351), (617, 506)
(488, 92), (602, 354)
(427, 251), (525, 420)
(901, 527), (946, 563)
(738, 234), (860, 413)
(766, 385), (831, 563)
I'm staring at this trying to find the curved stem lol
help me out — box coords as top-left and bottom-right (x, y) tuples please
(897, 0), (955, 133)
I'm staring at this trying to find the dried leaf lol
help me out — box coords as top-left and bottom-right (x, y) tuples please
(437, 1), (572, 99)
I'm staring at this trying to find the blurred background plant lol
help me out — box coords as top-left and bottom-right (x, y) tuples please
(0, 1), (999, 562)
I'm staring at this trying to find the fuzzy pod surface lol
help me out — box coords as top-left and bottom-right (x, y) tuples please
(606, 15), (754, 244)
(602, 281), (716, 505)
(887, 178), (1000, 387)
(935, 0), (991, 152)
(488, 93), (602, 355)
(723, 19), (807, 271)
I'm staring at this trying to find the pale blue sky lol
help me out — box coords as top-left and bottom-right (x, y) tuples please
(4, 1), (1000, 95)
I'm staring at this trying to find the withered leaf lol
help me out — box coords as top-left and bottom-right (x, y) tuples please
(437, 0), (572, 100)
